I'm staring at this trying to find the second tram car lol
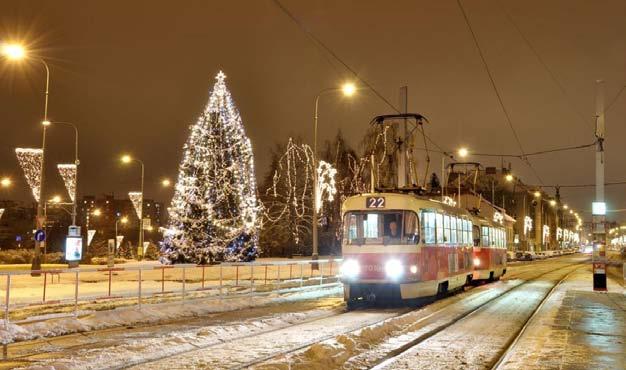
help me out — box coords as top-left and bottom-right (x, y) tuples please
(340, 192), (507, 307)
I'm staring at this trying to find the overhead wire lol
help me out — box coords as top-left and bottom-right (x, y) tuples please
(456, 0), (544, 185)
(271, 0), (450, 158)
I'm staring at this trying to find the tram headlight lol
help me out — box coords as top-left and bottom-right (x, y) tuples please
(473, 258), (481, 267)
(340, 259), (360, 279)
(385, 259), (403, 280)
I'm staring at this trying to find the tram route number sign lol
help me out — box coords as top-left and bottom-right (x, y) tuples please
(366, 196), (386, 209)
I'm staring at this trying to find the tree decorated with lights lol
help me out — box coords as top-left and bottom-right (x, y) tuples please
(160, 71), (260, 264)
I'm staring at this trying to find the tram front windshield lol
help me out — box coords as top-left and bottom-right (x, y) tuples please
(343, 210), (419, 245)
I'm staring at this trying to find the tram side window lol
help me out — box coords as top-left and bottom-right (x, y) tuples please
(465, 220), (472, 246)
(443, 215), (451, 244)
(450, 217), (457, 244)
(481, 226), (490, 247)
(422, 211), (436, 244)
(473, 225), (481, 246)
(435, 213), (443, 244)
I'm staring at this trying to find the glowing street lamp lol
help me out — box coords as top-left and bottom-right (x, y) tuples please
(161, 178), (171, 187)
(50, 195), (62, 204)
(457, 147), (469, 158)
(505, 174), (514, 182)
(1, 43), (25, 60)
(120, 154), (145, 259)
(3, 42), (52, 273)
(534, 191), (541, 198)
(92, 208), (102, 216)
(312, 82), (360, 266)
(549, 199), (557, 207)
(0, 177), (11, 188)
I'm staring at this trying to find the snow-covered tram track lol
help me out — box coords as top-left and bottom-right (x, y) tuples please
(248, 258), (586, 370)
(369, 261), (585, 370)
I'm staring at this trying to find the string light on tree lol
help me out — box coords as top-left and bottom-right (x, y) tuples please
(316, 160), (337, 212)
(57, 164), (77, 202)
(161, 71), (260, 264)
(15, 148), (43, 201)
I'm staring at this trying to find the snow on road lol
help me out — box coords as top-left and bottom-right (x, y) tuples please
(498, 267), (625, 370)
(127, 308), (405, 369)
(1, 287), (342, 369)
(251, 257), (585, 370)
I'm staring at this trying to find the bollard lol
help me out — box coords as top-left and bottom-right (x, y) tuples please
(182, 267), (186, 303)
(42, 272), (47, 303)
(4, 275), (10, 328)
(74, 271), (79, 317)
(161, 267), (165, 293)
(138, 269), (142, 308)
(219, 265), (223, 297)
(108, 269), (112, 297)
(201, 265), (206, 289)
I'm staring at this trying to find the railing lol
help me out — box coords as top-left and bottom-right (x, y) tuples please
(0, 258), (342, 327)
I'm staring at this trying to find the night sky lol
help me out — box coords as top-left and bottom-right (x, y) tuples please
(1, 0), (625, 221)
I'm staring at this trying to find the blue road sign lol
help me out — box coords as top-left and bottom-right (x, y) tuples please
(34, 230), (46, 242)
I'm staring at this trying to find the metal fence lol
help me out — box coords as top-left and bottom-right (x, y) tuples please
(0, 258), (342, 327)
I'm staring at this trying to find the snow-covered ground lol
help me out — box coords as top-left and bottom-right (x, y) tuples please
(4, 255), (623, 370)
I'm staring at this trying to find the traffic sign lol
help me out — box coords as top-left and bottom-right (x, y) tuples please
(34, 229), (46, 242)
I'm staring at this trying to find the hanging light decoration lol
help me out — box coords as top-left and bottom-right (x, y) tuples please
(0, 209), (4, 220)
(57, 164), (77, 202)
(128, 191), (143, 220)
(15, 148), (43, 201)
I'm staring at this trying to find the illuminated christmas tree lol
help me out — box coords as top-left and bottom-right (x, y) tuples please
(160, 71), (259, 264)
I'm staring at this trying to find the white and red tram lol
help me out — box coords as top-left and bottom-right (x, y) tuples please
(470, 216), (507, 281)
(341, 192), (476, 306)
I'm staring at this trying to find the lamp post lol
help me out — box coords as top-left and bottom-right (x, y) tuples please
(1, 42), (51, 273)
(49, 122), (79, 226)
(115, 215), (128, 256)
(121, 155), (145, 260)
(312, 83), (356, 266)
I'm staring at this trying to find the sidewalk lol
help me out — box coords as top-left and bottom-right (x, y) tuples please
(501, 265), (625, 370)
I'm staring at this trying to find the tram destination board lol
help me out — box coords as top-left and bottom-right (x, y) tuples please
(366, 196), (385, 208)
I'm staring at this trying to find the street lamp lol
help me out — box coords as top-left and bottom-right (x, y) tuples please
(48, 122), (80, 226)
(50, 195), (62, 204)
(115, 215), (128, 256)
(534, 191), (541, 198)
(121, 154), (145, 260)
(457, 147), (469, 158)
(161, 178), (171, 187)
(2, 42), (51, 273)
(505, 174), (514, 182)
(312, 82), (358, 265)
(0, 177), (11, 188)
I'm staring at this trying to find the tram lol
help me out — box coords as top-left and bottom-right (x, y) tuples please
(470, 215), (507, 281)
(341, 192), (475, 307)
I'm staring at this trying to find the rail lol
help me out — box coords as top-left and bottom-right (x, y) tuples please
(0, 258), (342, 327)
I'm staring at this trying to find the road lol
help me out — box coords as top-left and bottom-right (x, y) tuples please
(3, 254), (623, 370)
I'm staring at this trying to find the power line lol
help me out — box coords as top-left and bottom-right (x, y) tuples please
(456, 0), (544, 185)
(271, 0), (450, 156)
(472, 141), (596, 158)
(605, 85), (626, 114)
(505, 12), (593, 130)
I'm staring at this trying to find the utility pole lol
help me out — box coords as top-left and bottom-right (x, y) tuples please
(592, 80), (607, 291)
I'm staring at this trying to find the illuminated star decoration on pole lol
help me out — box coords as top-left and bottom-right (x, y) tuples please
(161, 71), (260, 264)
(57, 164), (77, 202)
(15, 148), (43, 202)
(523, 216), (533, 236)
(316, 160), (337, 212)
(128, 192), (143, 220)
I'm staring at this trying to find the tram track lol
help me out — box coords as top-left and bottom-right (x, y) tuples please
(247, 257), (585, 370)
(368, 260), (585, 370)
